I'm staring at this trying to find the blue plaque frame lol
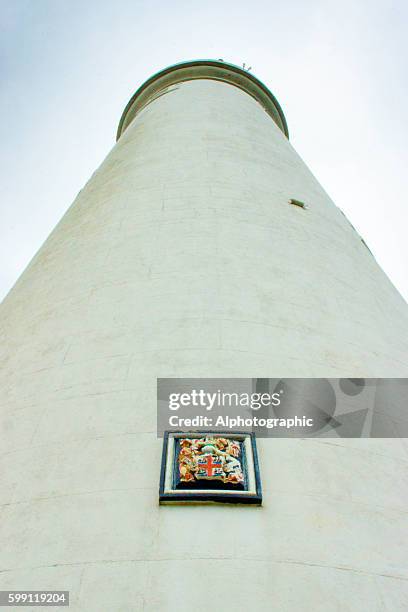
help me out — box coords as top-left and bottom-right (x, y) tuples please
(159, 431), (262, 505)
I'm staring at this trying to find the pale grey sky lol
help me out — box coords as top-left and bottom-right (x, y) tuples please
(1, 0), (407, 302)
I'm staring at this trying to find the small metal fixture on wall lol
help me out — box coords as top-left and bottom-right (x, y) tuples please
(289, 198), (307, 209)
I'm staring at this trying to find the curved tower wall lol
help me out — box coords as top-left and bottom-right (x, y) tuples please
(1, 62), (407, 610)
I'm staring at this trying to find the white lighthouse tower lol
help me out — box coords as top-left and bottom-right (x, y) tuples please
(0, 60), (407, 610)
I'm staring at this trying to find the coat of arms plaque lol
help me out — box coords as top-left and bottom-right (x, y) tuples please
(159, 432), (262, 504)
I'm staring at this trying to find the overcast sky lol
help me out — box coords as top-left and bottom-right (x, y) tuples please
(1, 0), (407, 303)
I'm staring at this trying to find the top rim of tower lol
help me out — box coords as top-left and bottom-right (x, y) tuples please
(116, 59), (289, 141)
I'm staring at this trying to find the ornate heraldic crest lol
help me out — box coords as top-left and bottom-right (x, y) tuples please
(179, 437), (244, 485)
(159, 432), (262, 504)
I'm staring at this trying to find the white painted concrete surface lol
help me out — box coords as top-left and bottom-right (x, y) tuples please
(1, 63), (408, 610)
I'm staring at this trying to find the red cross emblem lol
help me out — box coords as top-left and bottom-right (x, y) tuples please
(197, 455), (223, 478)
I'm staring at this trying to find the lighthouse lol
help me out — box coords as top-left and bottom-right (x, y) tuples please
(0, 60), (407, 610)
